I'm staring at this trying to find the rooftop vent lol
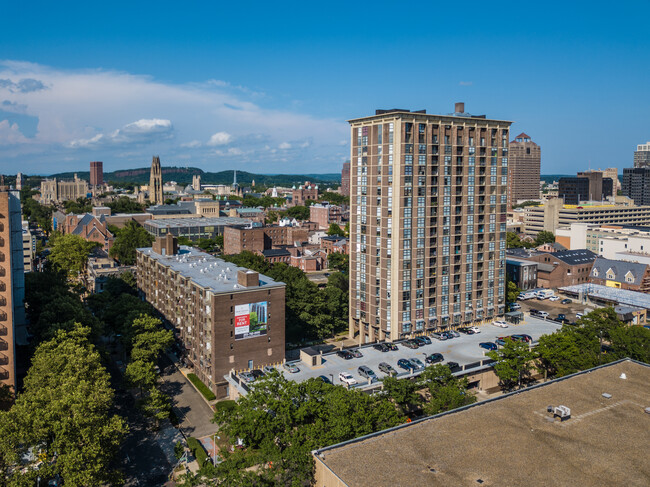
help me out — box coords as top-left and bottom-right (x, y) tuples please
(602, 393), (612, 399)
(553, 405), (571, 421)
(620, 373), (627, 380)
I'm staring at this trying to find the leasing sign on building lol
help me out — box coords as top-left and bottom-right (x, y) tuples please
(234, 301), (269, 340)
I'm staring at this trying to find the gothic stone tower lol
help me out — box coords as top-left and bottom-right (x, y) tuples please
(149, 156), (163, 205)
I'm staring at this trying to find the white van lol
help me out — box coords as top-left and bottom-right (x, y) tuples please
(538, 311), (549, 319)
(536, 289), (555, 300)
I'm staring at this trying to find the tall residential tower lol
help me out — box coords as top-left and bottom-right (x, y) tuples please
(348, 104), (512, 344)
(507, 133), (540, 209)
(633, 141), (650, 168)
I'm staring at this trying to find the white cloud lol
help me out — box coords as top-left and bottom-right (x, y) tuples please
(0, 60), (349, 173)
(67, 118), (173, 148)
(180, 140), (201, 148)
(228, 147), (243, 155)
(207, 131), (232, 146)
(0, 120), (29, 145)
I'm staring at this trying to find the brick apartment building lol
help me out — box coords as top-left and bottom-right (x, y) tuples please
(61, 213), (115, 252)
(223, 225), (309, 254)
(341, 162), (351, 196)
(348, 104), (511, 343)
(136, 235), (286, 398)
(507, 248), (596, 288)
(310, 204), (344, 230)
(320, 235), (349, 255)
(0, 190), (25, 391)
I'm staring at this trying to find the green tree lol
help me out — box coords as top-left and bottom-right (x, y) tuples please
(125, 359), (157, 396)
(49, 233), (99, 278)
(328, 252), (349, 273)
(420, 364), (476, 415)
(107, 196), (146, 213)
(506, 279), (521, 303)
(0, 325), (127, 486)
(129, 314), (174, 363)
(382, 376), (421, 413)
(109, 220), (154, 264)
(536, 326), (600, 378)
(506, 231), (524, 249)
(284, 205), (310, 220)
(326, 223), (344, 236)
(609, 325), (650, 363)
(63, 197), (93, 214)
(534, 230), (555, 246)
(487, 339), (538, 390)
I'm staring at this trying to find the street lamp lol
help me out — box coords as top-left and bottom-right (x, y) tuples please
(329, 373), (334, 384)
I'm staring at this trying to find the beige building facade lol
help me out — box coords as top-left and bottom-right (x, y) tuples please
(40, 174), (89, 204)
(348, 104), (511, 344)
(507, 132), (541, 209)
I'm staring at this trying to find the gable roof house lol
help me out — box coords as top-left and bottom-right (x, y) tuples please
(589, 257), (650, 293)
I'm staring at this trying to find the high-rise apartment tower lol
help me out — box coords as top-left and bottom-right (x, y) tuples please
(507, 133), (540, 209)
(149, 156), (163, 205)
(90, 161), (103, 186)
(341, 161), (351, 196)
(0, 189), (25, 391)
(348, 104), (512, 344)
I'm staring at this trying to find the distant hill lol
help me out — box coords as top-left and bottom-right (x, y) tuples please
(48, 167), (341, 186)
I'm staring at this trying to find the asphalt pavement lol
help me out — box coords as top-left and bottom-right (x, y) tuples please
(273, 317), (561, 387)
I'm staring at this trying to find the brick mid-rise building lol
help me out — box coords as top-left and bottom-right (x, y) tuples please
(310, 203), (344, 230)
(223, 225), (309, 254)
(507, 133), (540, 209)
(341, 161), (351, 197)
(136, 235), (286, 398)
(90, 161), (103, 187)
(349, 104), (511, 344)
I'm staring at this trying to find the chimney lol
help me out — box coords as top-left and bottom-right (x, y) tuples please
(455, 102), (465, 114)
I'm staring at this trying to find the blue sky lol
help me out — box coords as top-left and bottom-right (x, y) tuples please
(0, 1), (648, 176)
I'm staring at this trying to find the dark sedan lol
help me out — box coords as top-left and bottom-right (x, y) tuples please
(397, 358), (416, 371)
(337, 350), (353, 360)
(426, 352), (444, 364)
(373, 343), (390, 352)
(349, 349), (363, 358)
(402, 340), (419, 349)
(479, 342), (497, 351)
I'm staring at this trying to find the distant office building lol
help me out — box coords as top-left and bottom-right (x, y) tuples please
(622, 167), (650, 206)
(310, 203), (343, 230)
(348, 103), (511, 343)
(136, 236), (286, 398)
(507, 133), (540, 209)
(223, 225), (309, 254)
(149, 156), (164, 205)
(144, 217), (251, 241)
(341, 161), (350, 196)
(90, 161), (103, 186)
(15, 173), (22, 191)
(524, 199), (650, 234)
(0, 190), (26, 391)
(21, 222), (34, 272)
(633, 141), (650, 168)
(40, 174), (89, 204)
(558, 171), (613, 204)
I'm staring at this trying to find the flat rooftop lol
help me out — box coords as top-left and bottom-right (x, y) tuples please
(560, 283), (650, 309)
(137, 245), (284, 294)
(314, 359), (650, 487)
(143, 216), (251, 229)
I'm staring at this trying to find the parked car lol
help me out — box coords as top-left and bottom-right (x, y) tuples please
(457, 327), (471, 334)
(576, 312), (584, 319)
(446, 361), (460, 370)
(318, 375), (332, 384)
(263, 365), (276, 375)
(557, 313), (566, 321)
(529, 309), (541, 316)
(538, 311), (549, 319)
(398, 358), (416, 371)
(479, 342), (497, 351)
(448, 330), (460, 338)
(250, 369), (265, 379)
(378, 362), (397, 376)
(239, 371), (255, 383)
(409, 358), (425, 370)
(426, 352), (444, 364)
(419, 335), (432, 344)
(561, 298), (572, 304)
(337, 350), (353, 360)
(413, 337), (428, 347)
(349, 349), (363, 358)
(549, 295), (560, 302)
(283, 362), (300, 373)
(402, 340), (419, 349)
(492, 320), (508, 328)
(432, 332), (448, 341)
(387, 343), (399, 351)
(511, 334), (533, 343)
(508, 335), (526, 343)
(373, 343), (389, 352)
(495, 338), (507, 346)
(468, 326), (481, 334)
(358, 365), (377, 381)
(509, 303), (521, 311)
(339, 372), (357, 386)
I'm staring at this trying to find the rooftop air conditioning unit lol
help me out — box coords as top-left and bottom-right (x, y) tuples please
(553, 405), (571, 420)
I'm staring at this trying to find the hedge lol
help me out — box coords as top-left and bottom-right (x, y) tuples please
(187, 373), (216, 401)
(187, 436), (209, 467)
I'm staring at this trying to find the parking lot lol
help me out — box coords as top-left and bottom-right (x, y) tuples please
(516, 295), (593, 322)
(262, 316), (562, 388)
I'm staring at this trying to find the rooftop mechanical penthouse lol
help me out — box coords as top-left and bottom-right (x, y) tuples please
(136, 235), (286, 399)
(348, 104), (512, 344)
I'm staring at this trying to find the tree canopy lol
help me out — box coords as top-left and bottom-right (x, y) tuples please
(109, 221), (154, 265)
(534, 230), (556, 246)
(487, 338), (537, 390)
(107, 196), (146, 214)
(49, 233), (100, 279)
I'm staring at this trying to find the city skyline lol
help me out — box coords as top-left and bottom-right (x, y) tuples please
(1, 1), (649, 174)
